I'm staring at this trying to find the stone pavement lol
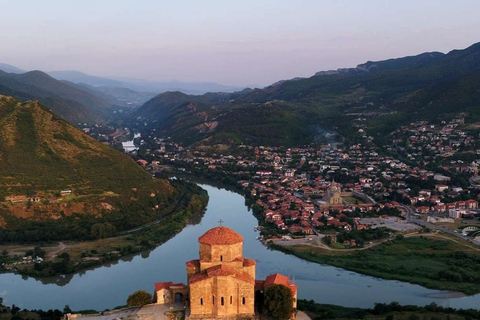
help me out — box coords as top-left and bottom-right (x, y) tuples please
(296, 311), (312, 320)
(70, 303), (185, 320)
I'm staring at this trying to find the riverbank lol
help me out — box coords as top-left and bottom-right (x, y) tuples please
(161, 169), (480, 296)
(0, 183), (208, 279)
(3, 183), (480, 311)
(298, 299), (480, 320)
(4, 299), (479, 320)
(271, 232), (480, 295)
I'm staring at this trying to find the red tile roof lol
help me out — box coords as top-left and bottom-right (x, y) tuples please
(154, 282), (186, 291)
(189, 272), (210, 284)
(207, 264), (238, 277)
(263, 273), (298, 295)
(186, 259), (200, 268)
(255, 280), (265, 290)
(198, 226), (244, 245)
(243, 258), (256, 267)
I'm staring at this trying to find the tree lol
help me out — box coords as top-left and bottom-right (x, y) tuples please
(59, 252), (70, 263)
(263, 284), (294, 319)
(63, 305), (72, 314)
(90, 223), (117, 239)
(127, 290), (152, 307)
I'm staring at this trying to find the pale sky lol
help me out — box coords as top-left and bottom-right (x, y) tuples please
(0, 0), (479, 86)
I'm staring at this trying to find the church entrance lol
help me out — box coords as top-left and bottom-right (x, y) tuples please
(174, 292), (184, 304)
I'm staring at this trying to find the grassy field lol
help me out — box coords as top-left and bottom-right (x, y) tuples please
(342, 196), (364, 204)
(273, 233), (480, 295)
(298, 300), (478, 320)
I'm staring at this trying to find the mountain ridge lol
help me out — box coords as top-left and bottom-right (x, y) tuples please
(0, 70), (113, 124)
(132, 41), (480, 147)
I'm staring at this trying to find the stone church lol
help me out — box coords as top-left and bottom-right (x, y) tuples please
(154, 226), (297, 319)
(323, 181), (343, 205)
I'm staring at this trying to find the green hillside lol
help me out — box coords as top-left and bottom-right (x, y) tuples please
(0, 95), (187, 242)
(0, 95), (160, 193)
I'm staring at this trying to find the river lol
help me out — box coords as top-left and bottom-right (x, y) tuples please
(1, 184), (480, 311)
(122, 133), (141, 152)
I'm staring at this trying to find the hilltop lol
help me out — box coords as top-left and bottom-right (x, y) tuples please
(0, 70), (113, 124)
(0, 96), (193, 243)
(132, 42), (480, 147)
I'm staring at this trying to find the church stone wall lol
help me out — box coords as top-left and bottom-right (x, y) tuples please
(200, 243), (243, 270)
(243, 265), (255, 279)
(190, 277), (254, 318)
(155, 289), (173, 304)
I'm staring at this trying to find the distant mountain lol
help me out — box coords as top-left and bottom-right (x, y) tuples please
(12, 71), (111, 110)
(0, 70), (113, 124)
(111, 77), (244, 95)
(133, 42), (480, 147)
(0, 95), (176, 242)
(47, 70), (244, 95)
(47, 70), (125, 87)
(67, 82), (156, 107)
(0, 63), (25, 74)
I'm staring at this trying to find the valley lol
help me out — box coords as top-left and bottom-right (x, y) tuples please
(2, 41), (480, 316)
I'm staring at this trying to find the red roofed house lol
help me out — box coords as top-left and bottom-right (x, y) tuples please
(136, 159), (148, 166)
(154, 282), (187, 304)
(258, 273), (297, 308)
(416, 206), (431, 214)
(466, 199), (478, 209)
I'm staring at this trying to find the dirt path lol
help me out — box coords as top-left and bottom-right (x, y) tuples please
(46, 242), (66, 259)
(274, 230), (479, 253)
(273, 233), (405, 252)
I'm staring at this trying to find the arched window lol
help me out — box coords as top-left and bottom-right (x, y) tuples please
(220, 255), (223, 261)
(230, 296), (233, 304)
(200, 298), (203, 305)
(212, 296), (215, 305)
(221, 297), (224, 306)
(242, 297), (246, 305)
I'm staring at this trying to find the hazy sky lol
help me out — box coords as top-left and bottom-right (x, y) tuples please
(1, 0), (479, 86)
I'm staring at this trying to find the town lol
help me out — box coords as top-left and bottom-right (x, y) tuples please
(81, 114), (480, 250)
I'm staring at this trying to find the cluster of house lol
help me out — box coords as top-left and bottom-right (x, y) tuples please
(2, 255), (43, 271)
(117, 114), (480, 237)
(387, 118), (480, 172)
(415, 198), (479, 219)
(243, 178), (400, 236)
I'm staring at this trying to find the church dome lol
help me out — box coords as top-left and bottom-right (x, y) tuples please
(198, 226), (244, 245)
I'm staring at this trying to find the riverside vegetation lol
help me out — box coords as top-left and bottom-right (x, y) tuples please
(271, 234), (480, 295)
(3, 299), (480, 320)
(0, 96), (209, 277)
(0, 181), (208, 277)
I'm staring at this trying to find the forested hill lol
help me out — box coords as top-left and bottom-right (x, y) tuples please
(0, 95), (192, 242)
(0, 70), (113, 124)
(133, 42), (480, 147)
(0, 95), (164, 194)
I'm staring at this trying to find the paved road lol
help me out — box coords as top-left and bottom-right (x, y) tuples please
(401, 204), (480, 246)
(400, 204), (414, 222)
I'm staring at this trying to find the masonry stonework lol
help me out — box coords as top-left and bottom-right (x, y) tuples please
(154, 226), (297, 320)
